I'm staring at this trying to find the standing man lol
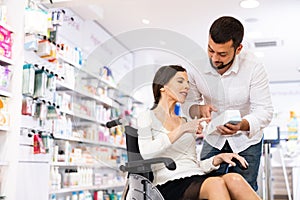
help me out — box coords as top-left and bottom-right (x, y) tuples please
(183, 16), (273, 191)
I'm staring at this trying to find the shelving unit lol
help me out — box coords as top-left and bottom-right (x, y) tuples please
(49, 183), (125, 195)
(0, 18), (14, 199)
(19, 9), (132, 199)
(0, 56), (13, 67)
(56, 80), (114, 108)
(0, 127), (9, 132)
(0, 90), (12, 98)
(53, 133), (126, 149)
(0, 161), (8, 166)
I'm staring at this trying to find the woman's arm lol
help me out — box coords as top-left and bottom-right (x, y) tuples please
(137, 111), (206, 159)
(199, 153), (249, 173)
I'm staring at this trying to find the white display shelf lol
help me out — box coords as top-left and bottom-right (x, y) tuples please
(0, 126), (9, 132)
(0, 55), (13, 66)
(58, 56), (117, 89)
(50, 162), (119, 170)
(60, 109), (106, 125)
(52, 133), (126, 149)
(56, 81), (113, 108)
(0, 21), (13, 32)
(57, 55), (141, 106)
(0, 89), (12, 97)
(58, 55), (82, 71)
(0, 161), (8, 166)
(49, 183), (125, 194)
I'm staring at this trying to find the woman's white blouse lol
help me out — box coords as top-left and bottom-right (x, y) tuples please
(137, 110), (219, 186)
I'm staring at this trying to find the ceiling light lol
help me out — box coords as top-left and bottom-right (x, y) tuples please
(142, 19), (150, 25)
(240, 0), (260, 8)
(245, 17), (259, 23)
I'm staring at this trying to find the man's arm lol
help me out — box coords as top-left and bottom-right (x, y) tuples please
(243, 63), (273, 137)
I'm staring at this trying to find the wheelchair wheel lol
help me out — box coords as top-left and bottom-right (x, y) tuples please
(123, 174), (165, 200)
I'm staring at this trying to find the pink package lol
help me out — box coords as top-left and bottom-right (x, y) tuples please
(0, 41), (12, 58)
(0, 25), (12, 44)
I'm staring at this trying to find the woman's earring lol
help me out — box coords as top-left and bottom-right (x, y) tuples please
(160, 88), (165, 92)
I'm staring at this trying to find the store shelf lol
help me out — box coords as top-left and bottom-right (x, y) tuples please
(0, 55), (13, 66)
(49, 183), (125, 194)
(0, 21), (13, 33)
(0, 89), (12, 97)
(58, 55), (82, 71)
(52, 133), (126, 149)
(0, 161), (8, 166)
(50, 162), (119, 170)
(56, 81), (113, 107)
(60, 109), (106, 125)
(0, 126), (9, 132)
(58, 56), (117, 89)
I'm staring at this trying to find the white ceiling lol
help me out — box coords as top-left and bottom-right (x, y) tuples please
(44, 0), (300, 82)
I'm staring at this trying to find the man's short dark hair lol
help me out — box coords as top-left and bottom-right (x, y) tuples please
(209, 16), (244, 49)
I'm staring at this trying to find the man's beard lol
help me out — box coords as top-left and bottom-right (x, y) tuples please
(210, 54), (235, 70)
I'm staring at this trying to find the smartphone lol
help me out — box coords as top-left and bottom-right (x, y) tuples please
(224, 120), (241, 125)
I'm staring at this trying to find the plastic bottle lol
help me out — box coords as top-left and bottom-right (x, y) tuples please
(78, 191), (84, 200)
(50, 194), (57, 200)
(71, 192), (78, 200)
(109, 190), (117, 200)
(50, 166), (56, 189)
(174, 102), (181, 116)
(287, 111), (299, 140)
(22, 64), (35, 96)
(55, 167), (61, 189)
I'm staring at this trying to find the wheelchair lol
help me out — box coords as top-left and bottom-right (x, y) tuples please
(106, 119), (176, 200)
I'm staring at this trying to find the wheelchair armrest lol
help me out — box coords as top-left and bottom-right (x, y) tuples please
(120, 157), (176, 173)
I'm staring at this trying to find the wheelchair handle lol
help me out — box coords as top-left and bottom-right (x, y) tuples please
(120, 157), (176, 173)
(164, 157), (176, 170)
(106, 118), (126, 128)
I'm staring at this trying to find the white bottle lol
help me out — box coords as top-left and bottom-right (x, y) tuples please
(78, 191), (84, 200)
(71, 192), (78, 200)
(66, 117), (73, 137)
(88, 168), (93, 186)
(51, 194), (57, 200)
(55, 167), (62, 189)
(64, 141), (70, 164)
(50, 166), (56, 190)
(77, 167), (82, 186)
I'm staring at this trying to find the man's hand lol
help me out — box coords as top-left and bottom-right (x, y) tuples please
(217, 123), (241, 135)
(217, 119), (250, 135)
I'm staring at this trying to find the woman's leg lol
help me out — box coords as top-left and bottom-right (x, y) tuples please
(199, 176), (231, 200)
(222, 173), (261, 200)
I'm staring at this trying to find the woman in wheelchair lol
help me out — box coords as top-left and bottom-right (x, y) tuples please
(137, 65), (261, 200)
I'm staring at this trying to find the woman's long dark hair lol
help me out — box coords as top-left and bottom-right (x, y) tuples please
(151, 65), (186, 110)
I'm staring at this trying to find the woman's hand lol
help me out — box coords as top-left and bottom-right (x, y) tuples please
(212, 153), (249, 169)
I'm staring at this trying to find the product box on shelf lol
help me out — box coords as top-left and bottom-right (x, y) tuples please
(0, 65), (11, 91)
(0, 5), (7, 23)
(0, 97), (9, 127)
(0, 41), (11, 59)
(0, 25), (11, 44)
